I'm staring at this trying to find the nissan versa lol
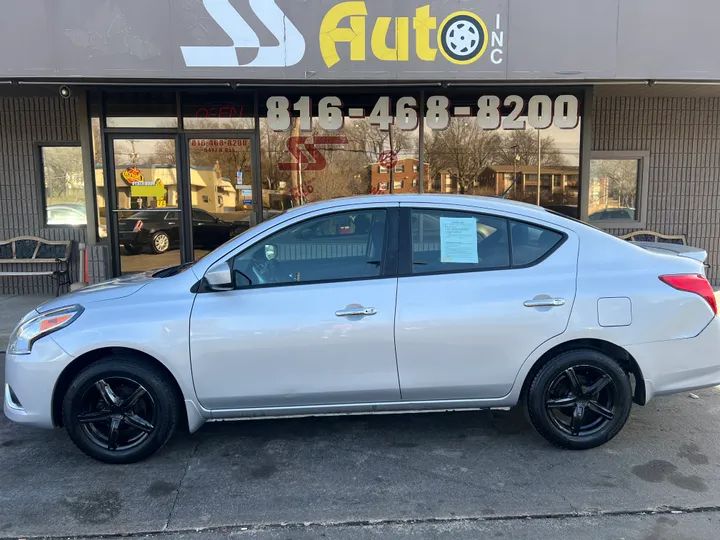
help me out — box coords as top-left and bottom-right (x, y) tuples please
(5, 195), (720, 463)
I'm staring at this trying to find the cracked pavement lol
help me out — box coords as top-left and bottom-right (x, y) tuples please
(3, 345), (720, 539)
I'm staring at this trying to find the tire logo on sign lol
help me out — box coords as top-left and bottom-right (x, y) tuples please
(438, 11), (488, 65)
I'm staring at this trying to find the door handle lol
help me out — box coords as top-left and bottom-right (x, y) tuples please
(335, 307), (377, 317)
(524, 298), (566, 308)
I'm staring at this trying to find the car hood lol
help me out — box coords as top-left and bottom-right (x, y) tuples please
(35, 271), (155, 314)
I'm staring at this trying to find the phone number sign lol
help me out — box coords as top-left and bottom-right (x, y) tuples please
(266, 94), (579, 132)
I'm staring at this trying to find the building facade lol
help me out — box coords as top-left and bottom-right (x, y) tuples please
(1, 0), (720, 292)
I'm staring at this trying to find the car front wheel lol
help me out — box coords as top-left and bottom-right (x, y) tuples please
(62, 357), (180, 464)
(527, 349), (632, 450)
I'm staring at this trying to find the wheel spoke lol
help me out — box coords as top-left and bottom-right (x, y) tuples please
(546, 396), (577, 409)
(77, 410), (113, 424)
(124, 413), (154, 433)
(107, 416), (122, 450)
(588, 400), (614, 420)
(95, 380), (120, 407)
(570, 403), (586, 436)
(121, 385), (147, 410)
(585, 374), (612, 397)
(564, 368), (583, 395)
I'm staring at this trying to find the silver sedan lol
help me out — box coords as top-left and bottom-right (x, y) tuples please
(5, 195), (720, 463)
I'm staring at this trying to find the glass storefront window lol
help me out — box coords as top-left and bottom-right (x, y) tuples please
(106, 117), (178, 128)
(258, 92), (421, 212)
(104, 91), (177, 128)
(39, 146), (86, 227)
(187, 137), (254, 261)
(423, 91), (581, 217)
(589, 156), (644, 224)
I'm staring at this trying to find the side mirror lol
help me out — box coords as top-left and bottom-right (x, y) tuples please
(204, 261), (233, 291)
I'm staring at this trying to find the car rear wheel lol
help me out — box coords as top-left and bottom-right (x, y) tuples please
(62, 357), (180, 464)
(527, 349), (632, 450)
(150, 231), (170, 254)
(123, 243), (142, 255)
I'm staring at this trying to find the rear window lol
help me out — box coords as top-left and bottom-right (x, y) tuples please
(510, 221), (563, 266)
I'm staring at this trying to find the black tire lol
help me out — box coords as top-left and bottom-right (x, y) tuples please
(527, 349), (632, 450)
(62, 356), (180, 464)
(150, 231), (170, 254)
(123, 244), (142, 255)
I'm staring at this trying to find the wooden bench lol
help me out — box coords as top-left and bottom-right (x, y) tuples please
(0, 236), (72, 296)
(619, 230), (687, 245)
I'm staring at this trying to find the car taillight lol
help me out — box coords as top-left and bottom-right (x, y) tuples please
(659, 274), (717, 315)
(133, 220), (143, 232)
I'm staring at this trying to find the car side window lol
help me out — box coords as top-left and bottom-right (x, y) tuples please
(510, 220), (563, 266)
(192, 209), (215, 222)
(411, 209), (510, 274)
(230, 210), (387, 287)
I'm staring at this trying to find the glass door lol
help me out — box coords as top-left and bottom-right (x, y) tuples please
(186, 136), (255, 261)
(106, 137), (183, 274)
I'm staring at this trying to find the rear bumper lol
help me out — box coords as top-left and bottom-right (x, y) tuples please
(119, 230), (149, 245)
(627, 316), (720, 402)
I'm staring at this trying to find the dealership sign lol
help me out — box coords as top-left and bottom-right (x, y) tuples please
(180, 0), (504, 70)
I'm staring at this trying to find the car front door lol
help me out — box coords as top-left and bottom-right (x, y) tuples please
(394, 204), (579, 401)
(189, 205), (401, 410)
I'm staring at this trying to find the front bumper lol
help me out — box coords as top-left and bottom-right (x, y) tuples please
(4, 336), (74, 429)
(628, 316), (720, 402)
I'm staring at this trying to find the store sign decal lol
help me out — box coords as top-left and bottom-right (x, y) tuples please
(279, 136), (349, 172)
(180, 0), (305, 68)
(266, 94), (580, 133)
(320, 3), (503, 68)
(121, 167), (147, 185)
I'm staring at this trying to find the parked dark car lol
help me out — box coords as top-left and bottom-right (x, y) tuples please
(119, 208), (244, 254)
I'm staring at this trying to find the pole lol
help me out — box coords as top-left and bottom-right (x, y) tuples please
(536, 130), (541, 206)
(389, 129), (394, 194)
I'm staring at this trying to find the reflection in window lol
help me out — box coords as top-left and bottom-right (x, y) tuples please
(258, 93), (422, 213)
(91, 117), (108, 238)
(423, 94), (581, 217)
(588, 159), (640, 222)
(40, 146), (86, 227)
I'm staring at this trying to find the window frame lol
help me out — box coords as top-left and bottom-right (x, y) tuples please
(398, 206), (567, 277)
(587, 150), (649, 229)
(35, 142), (86, 229)
(225, 207), (399, 290)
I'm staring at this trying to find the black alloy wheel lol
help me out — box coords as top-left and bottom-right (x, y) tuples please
(63, 357), (180, 464)
(527, 349), (633, 450)
(78, 377), (155, 451)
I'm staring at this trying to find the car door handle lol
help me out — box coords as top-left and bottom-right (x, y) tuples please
(335, 307), (377, 317)
(524, 298), (566, 308)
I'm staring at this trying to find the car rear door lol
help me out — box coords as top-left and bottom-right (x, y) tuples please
(394, 203), (579, 401)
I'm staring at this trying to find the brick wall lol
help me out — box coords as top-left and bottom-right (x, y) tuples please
(0, 95), (86, 294)
(593, 96), (720, 285)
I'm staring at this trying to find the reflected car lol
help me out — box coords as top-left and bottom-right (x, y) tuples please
(118, 207), (243, 255)
(589, 207), (636, 222)
(47, 203), (107, 237)
(5, 195), (719, 464)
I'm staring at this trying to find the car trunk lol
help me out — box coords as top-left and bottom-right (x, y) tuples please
(632, 241), (708, 265)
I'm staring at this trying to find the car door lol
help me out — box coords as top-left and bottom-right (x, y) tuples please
(189, 205), (401, 410)
(394, 204), (578, 401)
(191, 208), (215, 246)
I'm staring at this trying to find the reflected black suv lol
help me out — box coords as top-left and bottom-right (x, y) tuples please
(119, 208), (244, 254)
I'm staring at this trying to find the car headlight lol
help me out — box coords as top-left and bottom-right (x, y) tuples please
(7, 305), (84, 355)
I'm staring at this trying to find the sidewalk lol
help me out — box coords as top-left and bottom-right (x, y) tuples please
(0, 295), (52, 351)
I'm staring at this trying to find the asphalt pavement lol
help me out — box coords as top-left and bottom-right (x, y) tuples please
(3, 294), (720, 539)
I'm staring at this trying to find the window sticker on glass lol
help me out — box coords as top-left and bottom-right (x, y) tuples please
(440, 217), (479, 263)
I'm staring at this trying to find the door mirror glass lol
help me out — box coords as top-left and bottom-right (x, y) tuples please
(204, 261), (233, 290)
(264, 244), (278, 261)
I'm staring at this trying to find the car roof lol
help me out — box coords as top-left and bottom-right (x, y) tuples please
(287, 194), (555, 221)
